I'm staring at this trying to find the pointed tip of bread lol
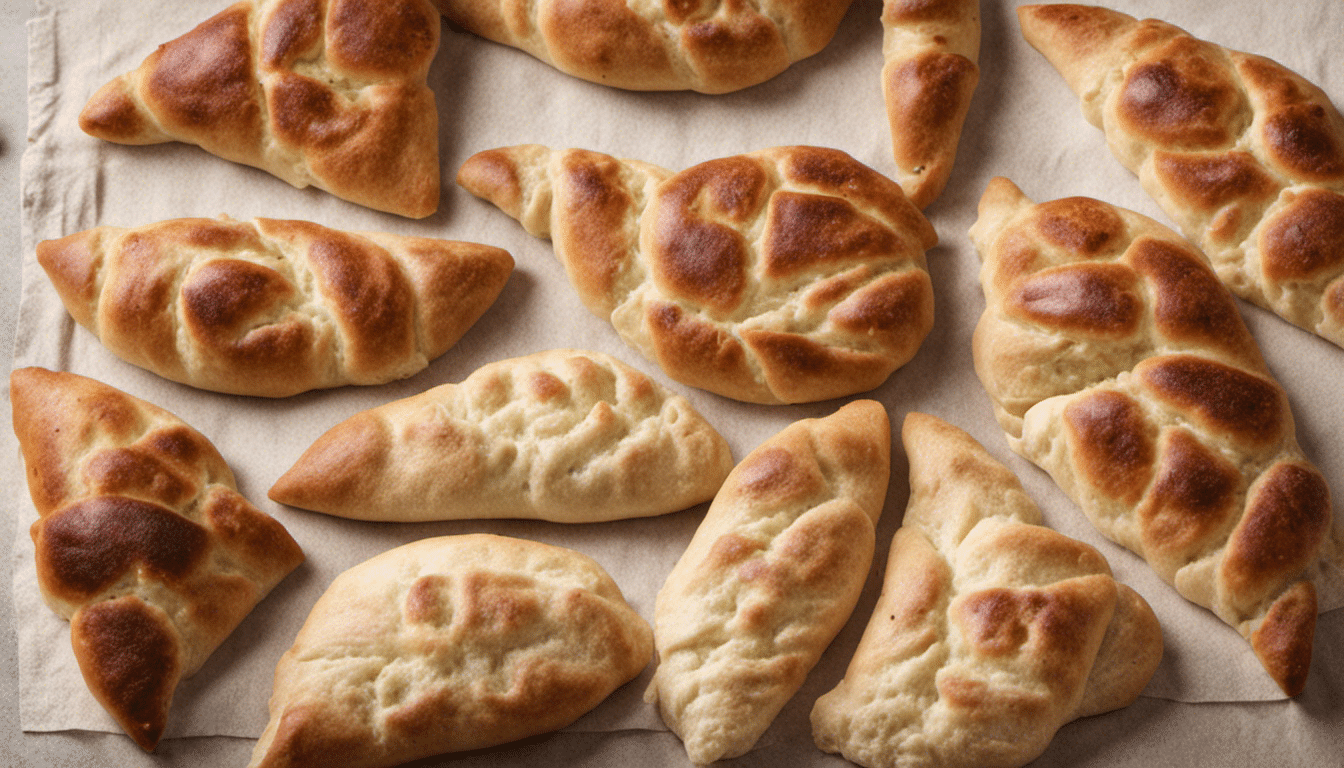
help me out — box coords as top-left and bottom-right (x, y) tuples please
(37, 230), (108, 329)
(1017, 3), (1138, 98)
(78, 77), (169, 145)
(456, 145), (553, 222)
(1250, 580), (1317, 697)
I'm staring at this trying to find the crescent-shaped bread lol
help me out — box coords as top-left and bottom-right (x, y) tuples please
(881, 0), (981, 208)
(268, 349), (733, 522)
(78, 0), (442, 218)
(1018, 3), (1344, 347)
(970, 176), (1338, 696)
(458, 144), (937, 404)
(432, 0), (854, 94)
(9, 367), (304, 750)
(811, 412), (1162, 768)
(246, 533), (652, 768)
(37, 216), (513, 398)
(645, 399), (890, 763)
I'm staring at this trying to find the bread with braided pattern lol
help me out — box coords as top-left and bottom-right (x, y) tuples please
(1018, 3), (1344, 348)
(970, 177), (1338, 696)
(457, 144), (936, 404)
(812, 412), (1161, 768)
(10, 367), (304, 751)
(881, 0), (980, 208)
(79, 0), (442, 218)
(433, 0), (853, 93)
(37, 216), (513, 398)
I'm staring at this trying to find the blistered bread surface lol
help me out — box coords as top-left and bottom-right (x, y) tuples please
(37, 216), (513, 397)
(458, 145), (937, 404)
(10, 367), (304, 750)
(269, 348), (733, 522)
(969, 176), (1336, 696)
(246, 533), (652, 768)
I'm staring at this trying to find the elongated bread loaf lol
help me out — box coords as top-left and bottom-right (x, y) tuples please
(269, 349), (733, 522)
(433, 0), (854, 94)
(246, 534), (652, 768)
(813, 413), (1162, 768)
(970, 177), (1338, 696)
(646, 400), (890, 763)
(10, 367), (304, 751)
(881, 0), (981, 208)
(79, 0), (442, 218)
(458, 145), (937, 404)
(37, 216), (513, 397)
(1018, 3), (1344, 347)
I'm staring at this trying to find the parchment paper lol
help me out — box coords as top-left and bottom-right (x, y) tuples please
(9, 0), (1344, 765)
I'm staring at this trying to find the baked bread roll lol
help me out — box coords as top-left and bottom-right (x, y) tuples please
(970, 177), (1339, 696)
(37, 216), (513, 398)
(458, 145), (936, 404)
(1018, 4), (1344, 348)
(9, 367), (304, 751)
(269, 349), (733, 522)
(433, 0), (853, 94)
(813, 413), (1162, 768)
(645, 399), (890, 763)
(881, 0), (981, 208)
(78, 0), (442, 218)
(246, 533), (652, 768)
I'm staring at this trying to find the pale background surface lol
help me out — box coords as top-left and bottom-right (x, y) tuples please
(3, 1), (1344, 766)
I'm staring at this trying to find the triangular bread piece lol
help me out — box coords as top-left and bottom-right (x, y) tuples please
(269, 349), (733, 522)
(645, 400), (891, 763)
(37, 216), (513, 397)
(970, 176), (1340, 696)
(458, 145), (937, 404)
(812, 413), (1162, 768)
(79, 0), (443, 218)
(881, 0), (981, 208)
(431, 0), (853, 93)
(10, 367), (304, 750)
(1018, 3), (1344, 347)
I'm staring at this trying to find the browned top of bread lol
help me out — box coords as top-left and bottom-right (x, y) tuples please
(9, 367), (304, 750)
(458, 145), (937, 404)
(434, 0), (854, 93)
(970, 177), (1337, 696)
(78, 0), (442, 218)
(1017, 3), (1344, 347)
(246, 534), (651, 768)
(881, 0), (981, 208)
(812, 413), (1162, 768)
(646, 400), (890, 763)
(37, 216), (512, 397)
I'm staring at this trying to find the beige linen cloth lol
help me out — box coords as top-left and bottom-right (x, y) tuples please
(9, 0), (1344, 763)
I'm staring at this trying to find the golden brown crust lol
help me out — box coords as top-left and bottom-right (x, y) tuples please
(79, 0), (441, 217)
(458, 145), (936, 404)
(811, 413), (1161, 768)
(246, 534), (652, 768)
(646, 400), (890, 764)
(434, 0), (853, 94)
(1019, 3), (1344, 347)
(269, 349), (734, 523)
(10, 367), (304, 750)
(970, 177), (1337, 696)
(36, 216), (513, 397)
(880, 0), (981, 208)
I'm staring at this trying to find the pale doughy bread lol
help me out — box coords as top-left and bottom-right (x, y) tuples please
(9, 367), (304, 751)
(970, 177), (1338, 696)
(1018, 3), (1344, 348)
(881, 0), (981, 208)
(458, 145), (937, 404)
(645, 400), (890, 764)
(812, 413), (1162, 768)
(37, 216), (513, 398)
(268, 349), (733, 522)
(433, 0), (854, 94)
(246, 533), (652, 768)
(78, 0), (442, 218)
